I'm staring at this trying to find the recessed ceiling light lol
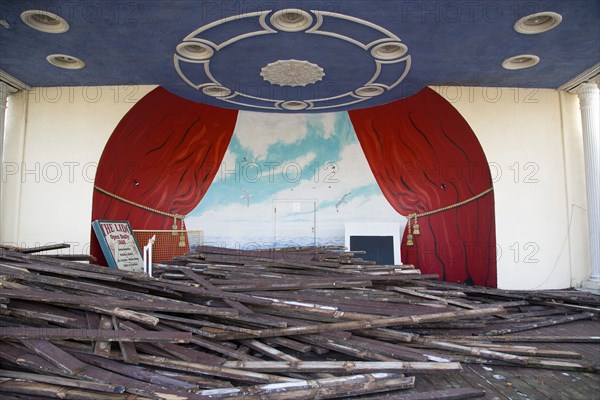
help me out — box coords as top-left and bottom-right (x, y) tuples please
(281, 100), (309, 110)
(21, 10), (69, 33)
(355, 85), (385, 97)
(371, 42), (408, 60)
(202, 85), (232, 97)
(271, 9), (313, 32)
(46, 54), (85, 69)
(176, 42), (214, 60)
(502, 54), (540, 70)
(514, 12), (562, 34)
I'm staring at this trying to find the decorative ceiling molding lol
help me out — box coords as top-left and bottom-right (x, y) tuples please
(260, 60), (325, 87)
(173, 9), (410, 111)
(0, 70), (30, 91)
(558, 63), (600, 93)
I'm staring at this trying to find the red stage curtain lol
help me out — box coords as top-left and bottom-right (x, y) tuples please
(349, 87), (496, 287)
(90, 87), (238, 265)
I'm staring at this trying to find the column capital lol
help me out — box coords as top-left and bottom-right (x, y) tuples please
(576, 82), (599, 107)
(577, 81), (599, 90)
(0, 82), (18, 110)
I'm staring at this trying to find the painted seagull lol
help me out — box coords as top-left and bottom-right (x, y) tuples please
(335, 192), (351, 212)
(240, 188), (252, 208)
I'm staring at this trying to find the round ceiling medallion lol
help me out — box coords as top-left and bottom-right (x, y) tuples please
(502, 54), (540, 70)
(176, 42), (214, 60)
(281, 100), (309, 110)
(174, 9), (411, 111)
(46, 54), (85, 69)
(514, 11), (562, 34)
(371, 42), (408, 60)
(270, 9), (313, 32)
(354, 85), (385, 97)
(260, 59), (325, 87)
(202, 85), (232, 97)
(21, 10), (69, 33)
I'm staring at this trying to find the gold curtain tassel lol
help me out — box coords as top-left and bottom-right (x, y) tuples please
(171, 216), (178, 236)
(413, 222), (420, 235)
(406, 234), (414, 246)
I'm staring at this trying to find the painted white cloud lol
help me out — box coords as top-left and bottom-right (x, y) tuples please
(268, 141), (377, 203)
(308, 113), (337, 139)
(214, 148), (238, 183)
(259, 151), (317, 179)
(335, 142), (377, 188)
(234, 112), (310, 160)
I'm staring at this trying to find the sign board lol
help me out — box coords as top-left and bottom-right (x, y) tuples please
(92, 220), (144, 272)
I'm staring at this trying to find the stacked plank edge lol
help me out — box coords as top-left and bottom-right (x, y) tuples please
(0, 244), (598, 399)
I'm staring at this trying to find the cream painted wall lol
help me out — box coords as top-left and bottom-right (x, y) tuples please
(0, 84), (589, 289)
(432, 86), (588, 289)
(1, 85), (156, 254)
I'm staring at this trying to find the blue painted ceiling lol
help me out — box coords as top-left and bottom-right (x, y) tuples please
(1, 0), (598, 112)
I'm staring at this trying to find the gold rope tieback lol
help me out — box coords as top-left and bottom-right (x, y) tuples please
(94, 185), (187, 247)
(405, 187), (494, 246)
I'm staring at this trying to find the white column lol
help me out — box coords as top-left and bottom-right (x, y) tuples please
(0, 82), (17, 244)
(0, 81), (12, 160)
(577, 82), (600, 290)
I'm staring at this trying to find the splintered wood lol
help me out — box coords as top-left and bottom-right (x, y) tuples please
(0, 245), (598, 400)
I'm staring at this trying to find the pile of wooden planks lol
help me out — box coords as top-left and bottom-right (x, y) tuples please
(0, 245), (598, 400)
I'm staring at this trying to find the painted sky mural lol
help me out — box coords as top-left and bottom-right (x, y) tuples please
(185, 111), (405, 248)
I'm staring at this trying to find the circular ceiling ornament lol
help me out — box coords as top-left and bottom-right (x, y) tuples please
(514, 12), (562, 34)
(173, 9), (411, 111)
(202, 85), (232, 97)
(46, 54), (85, 69)
(270, 9), (313, 32)
(371, 42), (408, 60)
(260, 59), (325, 87)
(354, 85), (385, 97)
(281, 100), (309, 110)
(501, 54), (540, 70)
(21, 9), (69, 33)
(176, 42), (214, 60)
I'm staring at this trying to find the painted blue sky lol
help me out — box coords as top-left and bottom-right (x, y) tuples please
(186, 111), (404, 247)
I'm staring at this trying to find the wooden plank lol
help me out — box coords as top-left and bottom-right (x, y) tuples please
(0, 369), (125, 393)
(0, 288), (238, 316)
(480, 312), (596, 336)
(0, 380), (130, 400)
(72, 351), (198, 391)
(94, 314), (113, 357)
(0, 327), (192, 342)
(356, 387), (486, 399)
(20, 340), (88, 376)
(111, 316), (139, 365)
(118, 320), (225, 366)
(421, 334), (600, 343)
(196, 373), (415, 399)
(131, 354), (302, 384)
(220, 360), (462, 373)
(18, 243), (71, 254)
(213, 306), (506, 340)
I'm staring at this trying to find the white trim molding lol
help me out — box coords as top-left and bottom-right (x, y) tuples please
(558, 63), (600, 93)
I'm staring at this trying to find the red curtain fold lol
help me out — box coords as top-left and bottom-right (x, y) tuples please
(90, 87), (238, 265)
(349, 87), (496, 287)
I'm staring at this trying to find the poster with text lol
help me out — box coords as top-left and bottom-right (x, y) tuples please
(92, 220), (144, 272)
